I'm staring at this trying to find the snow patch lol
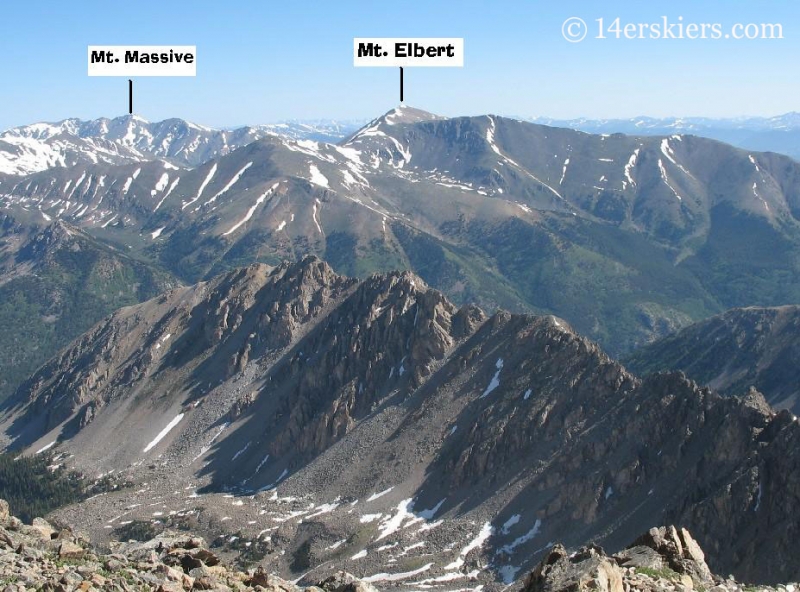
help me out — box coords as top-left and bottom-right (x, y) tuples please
(497, 565), (521, 584)
(309, 164), (329, 188)
(501, 514), (521, 534)
(480, 358), (504, 398)
(363, 563), (434, 583)
(36, 441), (56, 454)
(416, 498), (446, 519)
(497, 519), (541, 556)
(360, 513), (383, 524)
(232, 442), (251, 461)
(446, 522), (494, 569)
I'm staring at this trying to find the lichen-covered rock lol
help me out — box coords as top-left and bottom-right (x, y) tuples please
(630, 526), (714, 585)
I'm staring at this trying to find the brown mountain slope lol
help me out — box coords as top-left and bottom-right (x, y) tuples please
(625, 305), (800, 413)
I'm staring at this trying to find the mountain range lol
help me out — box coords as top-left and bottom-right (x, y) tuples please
(2, 107), (800, 587)
(3, 106), (800, 375)
(0, 115), (363, 176)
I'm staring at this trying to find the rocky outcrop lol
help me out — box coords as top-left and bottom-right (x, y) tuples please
(524, 526), (796, 592)
(524, 544), (624, 592)
(627, 526), (714, 584)
(263, 270), (477, 460)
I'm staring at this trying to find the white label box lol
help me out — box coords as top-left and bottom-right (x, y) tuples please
(354, 38), (464, 67)
(88, 46), (197, 77)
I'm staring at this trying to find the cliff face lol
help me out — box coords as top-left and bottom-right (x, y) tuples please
(3, 258), (800, 584)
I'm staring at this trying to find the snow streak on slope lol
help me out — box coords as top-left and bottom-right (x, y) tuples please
(312, 199), (323, 234)
(660, 137), (693, 177)
(623, 149), (639, 189)
(154, 178), (180, 212)
(143, 414), (185, 453)
(658, 159), (682, 201)
(182, 164), (217, 210)
(223, 182), (280, 236)
(201, 162), (253, 208)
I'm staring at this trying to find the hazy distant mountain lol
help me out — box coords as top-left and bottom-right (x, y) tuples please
(3, 106), (800, 356)
(527, 113), (800, 159)
(3, 257), (798, 584)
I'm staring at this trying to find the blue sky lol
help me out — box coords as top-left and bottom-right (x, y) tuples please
(0, 0), (797, 129)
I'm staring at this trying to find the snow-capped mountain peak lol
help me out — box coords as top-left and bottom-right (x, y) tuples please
(0, 116), (365, 176)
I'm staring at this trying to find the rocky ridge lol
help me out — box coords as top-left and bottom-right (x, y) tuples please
(2, 258), (800, 585)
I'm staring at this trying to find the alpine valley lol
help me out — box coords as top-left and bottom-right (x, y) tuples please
(1, 107), (800, 590)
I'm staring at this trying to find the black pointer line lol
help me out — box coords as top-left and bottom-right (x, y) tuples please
(129, 79), (133, 114)
(400, 67), (404, 103)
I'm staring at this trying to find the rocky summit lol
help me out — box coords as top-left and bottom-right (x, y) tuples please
(523, 525), (800, 592)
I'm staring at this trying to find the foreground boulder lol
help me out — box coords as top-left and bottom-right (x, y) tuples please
(524, 544), (624, 592)
(523, 525), (798, 592)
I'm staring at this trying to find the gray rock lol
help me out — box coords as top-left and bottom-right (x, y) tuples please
(614, 546), (667, 570)
(317, 571), (379, 592)
(523, 544), (624, 592)
(57, 540), (85, 559)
